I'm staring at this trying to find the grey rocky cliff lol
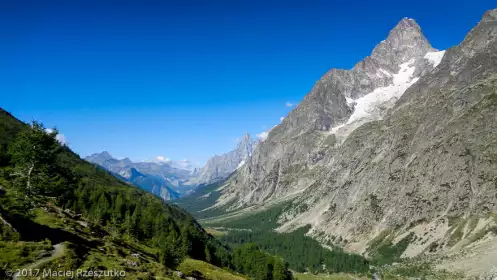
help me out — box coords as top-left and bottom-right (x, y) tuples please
(213, 9), (497, 271)
(191, 133), (257, 185)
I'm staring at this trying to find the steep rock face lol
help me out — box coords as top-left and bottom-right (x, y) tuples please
(220, 18), (442, 207)
(216, 9), (497, 268)
(191, 133), (257, 185)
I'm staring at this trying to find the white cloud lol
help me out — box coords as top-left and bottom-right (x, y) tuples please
(285, 102), (295, 108)
(171, 158), (198, 171)
(280, 117), (285, 122)
(56, 134), (67, 145)
(45, 128), (67, 145)
(257, 131), (269, 141)
(155, 155), (172, 163)
(257, 123), (280, 141)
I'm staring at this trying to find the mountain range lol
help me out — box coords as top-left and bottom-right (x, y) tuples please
(178, 8), (497, 277)
(85, 133), (257, 200)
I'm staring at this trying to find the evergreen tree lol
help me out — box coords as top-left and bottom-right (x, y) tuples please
(94, 193), (109, 224)
(273, 259), (289, 280)
(124, 209), (133, 236)
(114, 193), (125, 219)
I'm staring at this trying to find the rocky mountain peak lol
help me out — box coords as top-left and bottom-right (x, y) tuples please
(85, 151), (115, 165)
(393, 17), (419, 32)
(482, 8), (497, 22)
(236, 133), (256, 156)
(367, 17), (435, 70)
(384, 17), (430, 48)
(190, 133), (257, 185)
(242, 132), (251, 141)
(121, 157), (133, 165)
(238, 132), (252, 143)
(99, 151), (113, 159)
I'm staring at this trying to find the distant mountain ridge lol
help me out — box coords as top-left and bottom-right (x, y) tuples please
(85, 133), (258, 200)
(85, 152), (188, 200)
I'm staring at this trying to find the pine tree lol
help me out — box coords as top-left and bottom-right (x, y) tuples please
(114, 194), (125, 220)
(273, 259), (288, 280)
(180, 224), (192, 256)
(204, 246), (212, 263)
(124, 209), (133, 236)
(130, 205), (140, 237)
(94, 193), (109, 224)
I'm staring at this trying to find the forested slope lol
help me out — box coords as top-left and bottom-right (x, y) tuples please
(0, 108), (293, 280)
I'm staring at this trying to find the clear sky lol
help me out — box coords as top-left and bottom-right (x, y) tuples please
(1, 0), (495, 165)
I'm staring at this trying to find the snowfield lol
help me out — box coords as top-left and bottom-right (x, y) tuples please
(330, 50), (445, 139)
(424, 50), (446, 67)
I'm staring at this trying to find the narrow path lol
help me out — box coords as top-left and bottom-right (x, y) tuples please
(13, 243), (65, 280)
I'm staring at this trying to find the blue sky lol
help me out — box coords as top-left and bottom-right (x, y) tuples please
(1, 0), (495, 165)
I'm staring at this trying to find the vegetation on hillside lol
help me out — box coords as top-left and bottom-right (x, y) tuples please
(0, 110), (294, 279)
(232, 243), (293, 280)
(221, 226), (369, 274)
(200, 202), (369, 274)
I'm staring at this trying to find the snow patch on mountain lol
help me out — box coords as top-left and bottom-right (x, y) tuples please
(236, 160), (246, 170)
(330, 58), (420, 137)
(424, 50), (446, 67)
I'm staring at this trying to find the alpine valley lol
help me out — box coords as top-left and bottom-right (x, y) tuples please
(1, 6), (497, 280)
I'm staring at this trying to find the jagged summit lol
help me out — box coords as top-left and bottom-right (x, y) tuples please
(268, 16), (441, 138)
(238, 132), (254, 148)
(85, 151), (114, 165)
(394, 17), (420, 31)
(121, 157), (133, 165)
(191, 133), (257, 185)
(241, 132), (251, 142)
(367, 17), (436, 70)
(98, 151), (113, 158)
(387, 17), (425, 44)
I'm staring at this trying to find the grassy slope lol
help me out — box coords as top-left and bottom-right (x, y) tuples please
(178, 259), (247, 280)
(293, 273), (368, 280)
(1, 182), (247, 280)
